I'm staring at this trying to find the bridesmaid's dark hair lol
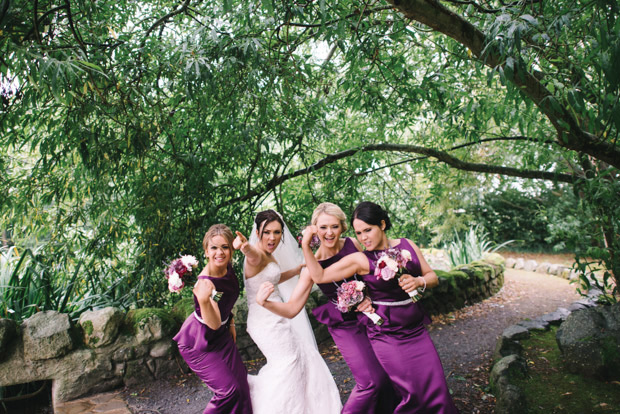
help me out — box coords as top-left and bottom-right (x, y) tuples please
(351, 202), (392, 231)
(255, 209), (285, 239)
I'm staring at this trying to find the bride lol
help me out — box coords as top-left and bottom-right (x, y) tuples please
(234, 209), (342, 414)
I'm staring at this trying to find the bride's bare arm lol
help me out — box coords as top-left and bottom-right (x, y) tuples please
(257, 270), (314, 318)
(233, 230), (262, 269)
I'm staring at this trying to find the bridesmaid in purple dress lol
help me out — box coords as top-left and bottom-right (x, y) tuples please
(173, 224), (252, 414)
(301, 202), (459, 414)
(254, 203), (396, 413)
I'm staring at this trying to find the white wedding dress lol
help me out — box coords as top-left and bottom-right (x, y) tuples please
(245, 261), (342, 414)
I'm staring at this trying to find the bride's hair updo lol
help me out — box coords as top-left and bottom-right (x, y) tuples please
(351, 201), (392, 231)
(311, 202), (348, 232)
(202, 224), (235, 251)
(255, 209), (285, 239)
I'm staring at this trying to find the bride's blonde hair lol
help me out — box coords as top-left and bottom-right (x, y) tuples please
(311, 202), (348, 232)
(202, 224), (234, 251)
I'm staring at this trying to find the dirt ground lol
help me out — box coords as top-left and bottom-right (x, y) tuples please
(121, 254), (582, 414)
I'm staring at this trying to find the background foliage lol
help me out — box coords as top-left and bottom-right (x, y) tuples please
(1, 0), (618, 315)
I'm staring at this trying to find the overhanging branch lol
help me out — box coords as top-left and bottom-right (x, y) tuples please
(215, 142), (575, 210)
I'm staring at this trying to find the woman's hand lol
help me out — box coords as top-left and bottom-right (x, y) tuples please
(233, 231), (248, 251)
(355, 296), (375, 313)
(301, 225), (318, 248)
(256, 281), (275, 306)
(193, 279), (215, 304)
(398, 274), (422, 293)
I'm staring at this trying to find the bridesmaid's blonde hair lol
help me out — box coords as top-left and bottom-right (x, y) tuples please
(311, 203), (348, 232)
(202, 224), (234, 251)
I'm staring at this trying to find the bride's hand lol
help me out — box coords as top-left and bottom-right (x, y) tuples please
(301, 225), (318, 248)
(193, 279), (215, 304)
(233, 231), (248, 251)
(256, 282), (275, 306)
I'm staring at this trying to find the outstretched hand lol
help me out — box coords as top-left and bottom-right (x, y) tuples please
(256, 281), (275, 306)
(233, 231), (248, 251)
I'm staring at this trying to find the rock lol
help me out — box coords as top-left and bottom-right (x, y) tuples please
(0, 319), (17, 361)
(523, 260), (538, 272)
(535, 262), (551, 273)
(79, 306), (124, 348)
(51, 348), (119, 402)
(150, 339), (175, 358)
(556, 304), (620, 380)
(22, 311), (74, 360)
(494, 335), (523, 359)
(541, 308), (571, 325)
(502, 325), (530, 341)
(514, 258), (525, 270)
(124, 359), (154, 387)
(490, 354), (527, 388)
(517, 319), (549, 332)
(547, 264), (560, 275)
(126, 308), (176, 345)
(505, 258), (516, 269)
(495, 383), (528, 414)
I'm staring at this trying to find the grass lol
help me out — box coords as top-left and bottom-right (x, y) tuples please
(514, 326), (620, 413)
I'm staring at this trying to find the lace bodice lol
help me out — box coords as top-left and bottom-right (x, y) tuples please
(244, 261), (283, 307)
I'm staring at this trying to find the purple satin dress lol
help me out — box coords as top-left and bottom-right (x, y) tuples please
(312, 238), (397, 414)
(362, 239), (458, 414)
(174, 264), (252, 414)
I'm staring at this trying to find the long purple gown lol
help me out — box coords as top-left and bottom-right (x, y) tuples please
(312, 237), (397, 414)
(362, 239), (458, 414)
(174, 264), (252, 414)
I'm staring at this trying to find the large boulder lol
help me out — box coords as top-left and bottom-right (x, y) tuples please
(22, 311), (74, 360)
(78, 307), (124, 348)
(556, 303), (620, 380)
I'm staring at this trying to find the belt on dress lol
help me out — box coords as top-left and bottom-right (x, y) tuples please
(372, 298), (413, 306)
(194, 311), (229, 326)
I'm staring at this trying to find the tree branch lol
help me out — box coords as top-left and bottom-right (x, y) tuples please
(215, 142), (575, 210)
(141, 0), (191, 47)
(386, 0), (620, 169)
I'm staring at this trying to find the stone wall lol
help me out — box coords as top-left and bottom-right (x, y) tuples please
(0, 255), (504, 404)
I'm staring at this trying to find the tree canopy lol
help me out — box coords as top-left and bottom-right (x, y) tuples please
(1, 0), (618, 307)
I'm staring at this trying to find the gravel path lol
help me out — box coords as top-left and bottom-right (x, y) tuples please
(122, 268), (581, 414)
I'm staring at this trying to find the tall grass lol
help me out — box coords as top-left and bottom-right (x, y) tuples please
(443, 226), (513, 267)
(1, 245), (134, 322)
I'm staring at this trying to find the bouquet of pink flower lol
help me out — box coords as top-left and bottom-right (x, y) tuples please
(334, 280), (383, 325)
(164, 255), (199, 293)
(374, 247), (421, 302)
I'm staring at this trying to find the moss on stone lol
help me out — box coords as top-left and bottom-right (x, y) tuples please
(82, 320), (94, 336)
(126, 308), (177, 335)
